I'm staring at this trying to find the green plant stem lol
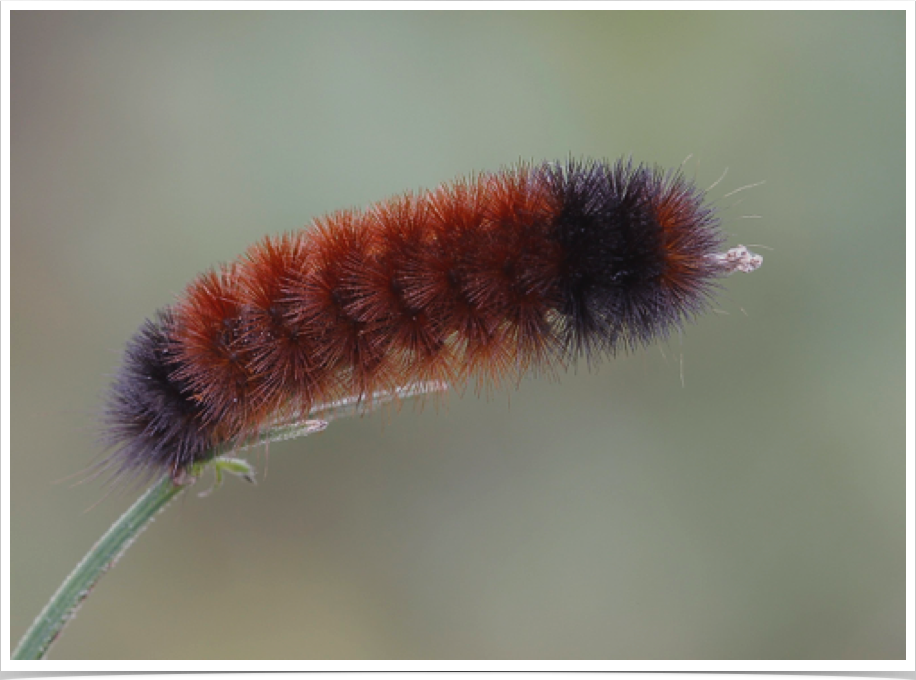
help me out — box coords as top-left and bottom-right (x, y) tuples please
(12, 423), (359, 660)
(13, 474), (184, 660)
(12, 381), (448, 660)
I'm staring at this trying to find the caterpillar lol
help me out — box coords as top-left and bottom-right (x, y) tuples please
(102, 158), (762, 483)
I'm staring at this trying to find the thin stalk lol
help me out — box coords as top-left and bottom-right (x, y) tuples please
(13, 380), (448, 660)
(13, 474), (183, 660)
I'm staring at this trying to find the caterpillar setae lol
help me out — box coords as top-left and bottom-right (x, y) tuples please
(102, 158), (762, 483)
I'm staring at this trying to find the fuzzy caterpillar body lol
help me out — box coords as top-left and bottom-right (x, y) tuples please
(104, 158), (746, 481)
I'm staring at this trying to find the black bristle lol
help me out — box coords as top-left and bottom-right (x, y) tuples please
(544, 158), (721, 362)
(101, 310), (212, 482)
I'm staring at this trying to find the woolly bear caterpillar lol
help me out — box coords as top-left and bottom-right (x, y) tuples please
(102, 158), (761, 483)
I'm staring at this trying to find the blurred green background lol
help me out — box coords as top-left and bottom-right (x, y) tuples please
(11, 11), (905, 660)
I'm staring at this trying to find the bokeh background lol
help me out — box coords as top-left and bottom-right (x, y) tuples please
(11, 11), (905, 660)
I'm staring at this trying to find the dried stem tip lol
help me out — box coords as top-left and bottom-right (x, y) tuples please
(708, 245), (764, 275)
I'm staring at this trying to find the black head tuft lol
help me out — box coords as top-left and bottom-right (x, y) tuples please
(101, 309), (213, 482)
